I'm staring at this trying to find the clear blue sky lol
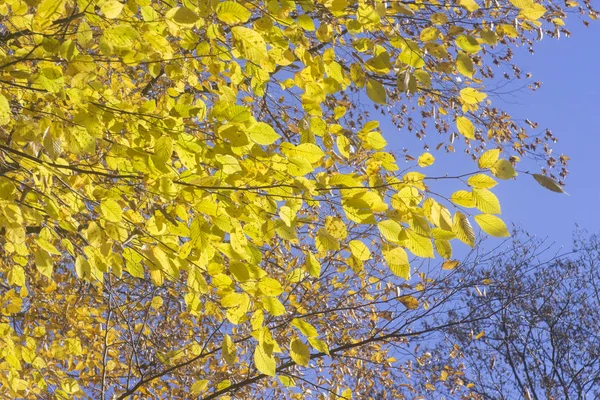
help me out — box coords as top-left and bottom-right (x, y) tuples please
(492, 20), (600, 246)
(385, 20), (600, 249)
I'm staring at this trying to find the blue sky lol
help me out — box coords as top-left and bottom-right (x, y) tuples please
(384, 19), (600, 250)
(493, 20), (600, 247)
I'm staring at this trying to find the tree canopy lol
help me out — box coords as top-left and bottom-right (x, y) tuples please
(0, 0), (596, 398)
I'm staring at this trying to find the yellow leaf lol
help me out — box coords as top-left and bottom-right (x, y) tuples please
(456, 116), (475, 139)
(295, 143), (325, 163)
(457, 0), (480, 12)
(442, 260), (460, 270)
(435, 239), (453, 259)
(169, 7), (199, 26)
(304, 253), (321, 278)
(520, 4), (546, 20)
(491, 159), (517, 180)
(532, 174), (566, 194)
(222, 334), (237, 365)
(478, 149), (500, 169)
(418, 152), (435, 167)
(456, 35), (481, 54)
(398, 295), (419, 309)
(100, 0), (124, 19)
(325, 216), (347, 240)
(258, 277), (283, 297)
(467, 174), (497, 189)
(509, 0), (534, 8)
(290, 338), (310, 367)
(383, 245), (410, 279)
(100, 199), (123, 223)
(262, 297), (286, 316)
(316, 228), (340, 252)
(291, 318), (319, 337)
(35, 249), (53, 278)
(399, 40), (425, 68)
(151, 296), (163, 310)
(460, 88), (487, 104)
(216, 1), (251, 24)
(451, 190), (476, 208)
(308, 337), (329, 355)
(35, 238), (61, 255)
(349, 240), (371, 261)
(378, 219), (403, 243)
(456, 53), (474, 78)
(420, 26), (440, 42)
(248, 122), (281, 145)
(472, 188), (501, 214)
(190, 380), (209, 396)
(405, 229), (434, 258)
(474, 214), (510, 237)
(366, 78), (387, 105)
(254, 342), (276, 376)
(337, 135), (351, 159)
(231, 27), (268, 63)
(0, 94), (11, 125)
(104, 24), (140, 48)
(453, 212), (475, 247)
(7, 266), (26, 287)
(154, 136), (173, 164)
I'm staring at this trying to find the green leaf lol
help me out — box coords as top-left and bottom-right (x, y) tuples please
(474, 214), (510, 237)
(290, 338), (310, 367)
